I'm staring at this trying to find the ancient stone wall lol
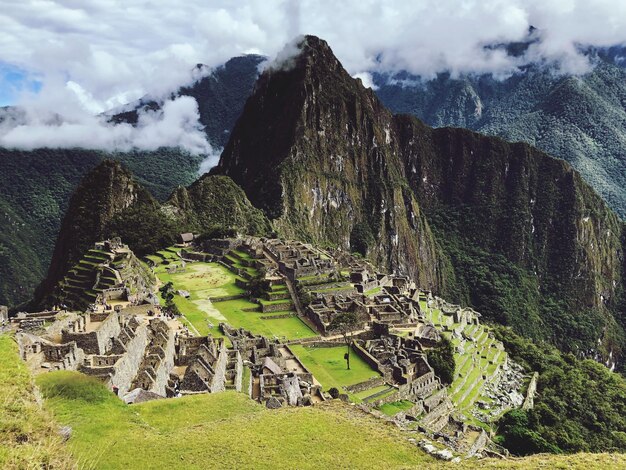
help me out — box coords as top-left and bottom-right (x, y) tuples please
(0, 305), (8, 323)
(109, 322), (149, 396)
(260, 301), (295, 313)
(209, 345), (228, 392)
(151, 325), (176, 396)
(345, 376), (385, 393)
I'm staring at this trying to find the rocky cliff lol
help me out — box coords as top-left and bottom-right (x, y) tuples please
(212, 36), (443, 290)
(213, 36), (626, 361)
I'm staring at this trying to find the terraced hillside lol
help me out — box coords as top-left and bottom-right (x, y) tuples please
(420, 297), (514, 427)
(57, 240), (154, 310)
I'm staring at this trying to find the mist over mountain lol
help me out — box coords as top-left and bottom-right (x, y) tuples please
(373, 47), (626, 218)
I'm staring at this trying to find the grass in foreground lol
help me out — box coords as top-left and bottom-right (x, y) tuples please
(37, 371), (435, 469)
(289, 345), (381, 390)
(0, 335), (74, 469)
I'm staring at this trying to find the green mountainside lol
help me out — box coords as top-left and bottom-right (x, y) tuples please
(211, 36), (626, 363)
(34, 161), (269, 307)
(0, 148), (201, 307)
(374, 59), (626, 219)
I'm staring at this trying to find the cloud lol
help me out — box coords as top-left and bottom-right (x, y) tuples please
(3, 1), (626, 108)
(0, 94), (212, 155)
(353, 72), (378, 90)
(2, 0), (626, 156)
(259, 35), (305, 73)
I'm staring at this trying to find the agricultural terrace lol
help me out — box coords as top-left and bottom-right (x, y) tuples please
(420, 299), (508, 422)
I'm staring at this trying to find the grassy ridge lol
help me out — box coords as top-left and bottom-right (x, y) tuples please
(0, 335), (73, 469)
(1, 334), (625, 468)
(37, 371), (434, 469)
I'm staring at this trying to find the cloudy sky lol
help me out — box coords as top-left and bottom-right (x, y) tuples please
(1, 0), (625, 154)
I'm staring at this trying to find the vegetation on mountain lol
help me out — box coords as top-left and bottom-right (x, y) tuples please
(493, 325), (626, 454)
(0, 147), (202, 307)
(374, 57), (626, 219)
(426, 336), (455, 385)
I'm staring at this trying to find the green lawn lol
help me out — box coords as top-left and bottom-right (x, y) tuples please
(352, 385), (390, 401)
(212, 299), (315, 340)
(377, 400), (415, 417)
(36, 371), (434, 469)
(364, 286), (382, 296)
(289, 345), (381, 391)
(154, 261), (314, 340)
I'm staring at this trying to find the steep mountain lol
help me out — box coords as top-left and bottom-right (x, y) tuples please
(374, 57), (626, 218)
(111, 55), (265, 148)
(0, 56), (266, 308)
(35, 160), (157, 304)
(213, 35), (626, 361)
(0, 147), (201, 307)
(212, 36), (443, 290)
(36, 161), (269, 307)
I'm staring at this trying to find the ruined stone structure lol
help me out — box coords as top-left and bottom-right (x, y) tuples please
(263, 239), (335, 281)
(352, 325), (454, 432)
(222, 324), (323, 407)
(57, 238), (155, 310)
(177, 335), (229, 394)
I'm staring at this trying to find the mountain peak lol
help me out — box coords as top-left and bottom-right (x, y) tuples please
(260, 35), (348, 85)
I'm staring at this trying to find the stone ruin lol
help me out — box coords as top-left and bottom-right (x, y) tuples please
(263, 239), (335, 281)
(174, 335), (233, 394)
(353, 323), (454, 432)
(0, 305), (8, 325)
(222, 324), (324, 408)
(57, 238), (155, 310)
(305, 277), (424, 336)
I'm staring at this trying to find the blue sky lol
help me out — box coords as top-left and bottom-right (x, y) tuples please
(0, 63), (40, 106)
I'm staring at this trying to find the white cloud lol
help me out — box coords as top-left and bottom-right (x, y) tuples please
(3, 1), (626, 106)
(0, 94), (211, 155)
(353, 72), (378, 90)
(1, 0), (626, 154)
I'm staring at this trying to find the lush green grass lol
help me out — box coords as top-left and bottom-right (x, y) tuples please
(352, 385), (390, 401)
(155, 261), (314, 340)
(213, 299), (315, 340)
(289, 345), (381, 391)
(0, 335), (73, 469)
(377, 400), (415, 417)
(156, 261), (244, 298)
(37, 371), (436, 469)
(364, 286), (382, 296)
